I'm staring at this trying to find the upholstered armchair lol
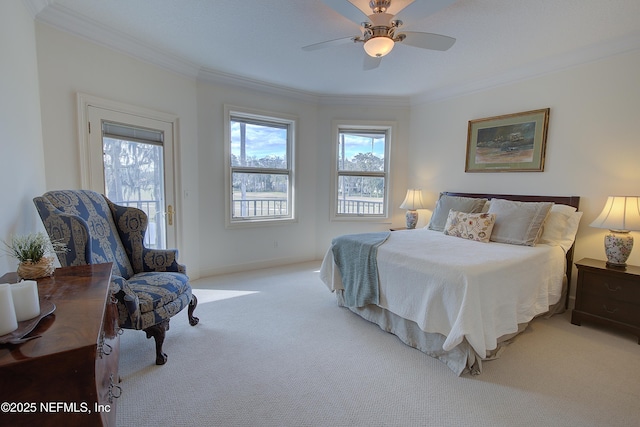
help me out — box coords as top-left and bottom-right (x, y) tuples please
(33, 189), (198, 365)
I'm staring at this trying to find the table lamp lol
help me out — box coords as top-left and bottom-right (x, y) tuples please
(399, 189), (425, 229)
(590, 196), (640, 268)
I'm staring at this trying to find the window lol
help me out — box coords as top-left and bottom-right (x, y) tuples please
(81, 95), (178, 249)
(225, 106), (295, 226)
(333, 121), (392, 220)
(101, 121), (166, 249)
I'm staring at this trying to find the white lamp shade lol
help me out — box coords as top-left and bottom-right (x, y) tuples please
(399, 189), (425, 210)
(590, 196), (640, 231)
(364, 37), (395, 57)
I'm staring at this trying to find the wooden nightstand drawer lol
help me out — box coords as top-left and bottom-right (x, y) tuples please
(580, 271), (640, 303)
(572, 258), (640, 344)
(578, 294), (640, 326)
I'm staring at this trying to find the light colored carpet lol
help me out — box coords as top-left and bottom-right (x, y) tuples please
(116, 261), (640, 427)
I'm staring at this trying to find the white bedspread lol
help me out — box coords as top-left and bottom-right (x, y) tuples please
(320, 228), (565, 357)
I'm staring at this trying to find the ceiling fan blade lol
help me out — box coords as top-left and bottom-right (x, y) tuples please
(400, 31), (456, 51)
(395, 0), (457, 22)
(302, 36), (355, 51)
(322, 0), (368, 25)
(363, 55), (382, 71)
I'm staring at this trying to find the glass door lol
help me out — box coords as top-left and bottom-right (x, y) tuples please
(87, 106), (176, 249)
(102, 125), (166, 248)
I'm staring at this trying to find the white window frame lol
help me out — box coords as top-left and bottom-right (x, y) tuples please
(77, 92), (182, 249)
(224, 105), (296, 227)
(331, 120), (394, 222)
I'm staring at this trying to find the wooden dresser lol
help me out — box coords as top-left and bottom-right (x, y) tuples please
(0, 263), (120, 426)
(572, 258), (640, 343)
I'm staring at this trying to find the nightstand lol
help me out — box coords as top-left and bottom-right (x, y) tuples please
(572, 258), (640, 343)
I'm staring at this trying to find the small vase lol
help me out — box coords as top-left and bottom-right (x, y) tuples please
(17, 257), (55, 280)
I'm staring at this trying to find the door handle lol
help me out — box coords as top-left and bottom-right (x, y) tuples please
(167, 205), (174, 226)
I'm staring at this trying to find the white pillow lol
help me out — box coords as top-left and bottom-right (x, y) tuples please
(488, 199), (553, 246)
(539, 204), (583, 252)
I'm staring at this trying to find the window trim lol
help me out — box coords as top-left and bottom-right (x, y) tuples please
(331, 120), (394, 222)
(224, 105), (296, 228)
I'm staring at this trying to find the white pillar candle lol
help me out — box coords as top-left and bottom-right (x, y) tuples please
(11, 280), (41, 322)
(0, 283), (18, 335)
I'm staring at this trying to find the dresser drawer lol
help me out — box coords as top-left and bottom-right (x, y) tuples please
(578, 294), (640, 326)
(580, 271), (640, 303)
(96, 333), (120, 425)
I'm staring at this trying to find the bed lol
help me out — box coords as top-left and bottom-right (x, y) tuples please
(320, 192), (582, 375)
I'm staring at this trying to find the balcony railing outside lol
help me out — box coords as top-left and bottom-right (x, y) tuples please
(338, 199), (384, 215)
(233, 199), (288, 218)
(232, 198), (384, 218)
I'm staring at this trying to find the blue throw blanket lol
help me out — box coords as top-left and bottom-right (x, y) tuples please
(331, 232), (391, 307)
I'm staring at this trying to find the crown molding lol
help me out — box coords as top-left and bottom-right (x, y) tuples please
(22, 0), (52, 18)
(411, 31), (640, 106)
(31, 2), (639, 109)
(197, 67), (410, 107)
(33, 2), (201, 79)
(32, 2), (411, 108)
(197, 68), (319, 104)
(316, 94), (410, 107)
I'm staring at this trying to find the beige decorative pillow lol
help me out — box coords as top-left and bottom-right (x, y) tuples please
(443, 210), (497, 243)
(488, 199), (553, 246)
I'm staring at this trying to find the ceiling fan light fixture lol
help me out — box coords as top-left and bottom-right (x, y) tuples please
(363, 36), (394, 57)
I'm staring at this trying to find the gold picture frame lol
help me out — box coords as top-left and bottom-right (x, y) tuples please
(465, 108), (549, 172)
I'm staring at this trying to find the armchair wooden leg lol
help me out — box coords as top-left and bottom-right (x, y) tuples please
(144, 319), (170, 365)
(188, 294), (199, 326)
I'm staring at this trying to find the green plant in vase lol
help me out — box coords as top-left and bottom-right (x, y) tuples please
(3, 232), (66, 279)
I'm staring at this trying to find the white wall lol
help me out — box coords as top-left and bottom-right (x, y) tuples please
(34, 22), (202, 277)
(0, 1), (47, 274)
(314, 103), (411, 257)
(193, 84), (412, 274)
(194, 80), (412, 274)
(32, 21), (411, 278)
(195, 80), (320, 276)
(409, 49), (640, 296)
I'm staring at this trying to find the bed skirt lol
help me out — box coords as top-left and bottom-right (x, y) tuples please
(335, 280), (566, 376)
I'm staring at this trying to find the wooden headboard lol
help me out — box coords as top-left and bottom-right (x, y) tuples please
(442, 192), (580, 210)
(443, 192), (581, 308)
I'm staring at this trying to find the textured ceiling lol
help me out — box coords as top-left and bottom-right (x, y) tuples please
(32, 0), (640, 100)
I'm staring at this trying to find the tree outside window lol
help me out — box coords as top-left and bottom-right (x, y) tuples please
(227, 109), (295, 224)
(335, 126), (390, 218)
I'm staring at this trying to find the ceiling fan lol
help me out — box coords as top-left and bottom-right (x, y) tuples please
(303, 0), (457, 70)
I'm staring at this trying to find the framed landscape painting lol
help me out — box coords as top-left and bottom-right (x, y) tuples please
(465, 108), (549, 172)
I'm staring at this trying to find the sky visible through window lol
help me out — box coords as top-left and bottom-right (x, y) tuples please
(230, 121), (286, 160)
(230, 122), (384, 160)
(340, 132), (385, 160)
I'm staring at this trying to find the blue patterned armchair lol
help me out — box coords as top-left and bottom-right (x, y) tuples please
(34, 189), (198, 365)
